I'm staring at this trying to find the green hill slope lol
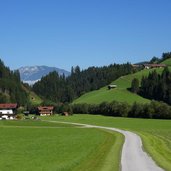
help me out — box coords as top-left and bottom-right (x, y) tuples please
(28, 91), (43, 106)
(73, 68), (165, 105)
(161, 58), (171, 66)
(22, 85), (43, 106)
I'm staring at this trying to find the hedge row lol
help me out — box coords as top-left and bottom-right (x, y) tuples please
(71, 101), (171, 119)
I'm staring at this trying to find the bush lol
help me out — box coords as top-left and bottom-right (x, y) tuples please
(118, 102), (130, 117)
(16, 114), (25, 120)
(72, 103), (89, 114)
(17, 106), (25, 114)
(131, 78), (139, 93)
(59, 103), (73, 115)
(150, 101), (171, 119)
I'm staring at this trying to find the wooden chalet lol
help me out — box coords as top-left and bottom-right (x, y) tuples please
(38, 106), (54, 116)
(0, 103), (18, 120)
(143, 64), (166, 69)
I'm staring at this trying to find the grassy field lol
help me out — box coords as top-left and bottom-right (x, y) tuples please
(0, 120), (75, 127)
(43, 115), (171, 171)
(0, 120), (123, 171)
(73, 68), (165, 105)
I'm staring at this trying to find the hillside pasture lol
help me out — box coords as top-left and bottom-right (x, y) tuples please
(161, 58), (171, 66)
(28, 91), (43, 105)
(0, 120), (123, 171)
(73, 88), (149, 105)
(73, 68), (164, 105)
(22, 85), (43, 105)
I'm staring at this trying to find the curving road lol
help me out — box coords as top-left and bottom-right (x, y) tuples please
(46, 120), (164, 171)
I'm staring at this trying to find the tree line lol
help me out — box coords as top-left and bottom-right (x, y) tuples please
(0, 59), (29, 106)
(131, 67), (171, 105)
(141, 67), (171, 104)
(150, 52), (171, 64)
(50, 100), (171, 119)
(33, 63), (135, 103)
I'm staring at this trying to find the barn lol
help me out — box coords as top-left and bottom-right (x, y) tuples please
(0, 103), (18, 120)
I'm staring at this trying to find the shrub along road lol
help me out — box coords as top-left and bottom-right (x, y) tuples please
(45, 120), (164, 171)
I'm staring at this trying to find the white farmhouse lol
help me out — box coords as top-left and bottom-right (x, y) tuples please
(0, 104), (17, 120)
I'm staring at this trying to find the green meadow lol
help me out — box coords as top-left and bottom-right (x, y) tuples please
(73, 68), (166, 105)
(0, 115), (171, 171)
(161, 58), (171, 66)
(0, 120), (123, 171)
(43, 115), (171, 171)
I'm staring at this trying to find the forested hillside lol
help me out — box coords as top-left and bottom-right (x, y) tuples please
(140, 67), (171, 104)
(73, 66), (153, 105)
(0, 59), (29, 105)
(150, 52), (171, 64)
(33, 63), (134, 103)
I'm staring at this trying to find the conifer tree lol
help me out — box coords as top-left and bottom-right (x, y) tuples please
(131, 78), (139, 93)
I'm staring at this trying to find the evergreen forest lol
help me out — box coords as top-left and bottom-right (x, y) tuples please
(0, 59), (28, 106)
(140, 67), (171, 105)
(33, 63), (134, 103)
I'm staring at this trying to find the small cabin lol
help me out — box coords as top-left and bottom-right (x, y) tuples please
(108, 84), (117, 90)
(38, 106), (54, 116)
(0, 103), (18, 120)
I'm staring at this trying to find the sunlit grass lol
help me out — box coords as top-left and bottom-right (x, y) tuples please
(44, 114), (171, 171)
(0, 120), (123, 171)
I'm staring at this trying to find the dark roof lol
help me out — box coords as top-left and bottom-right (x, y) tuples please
(0, 103), (17, 109)
(38, 106), (54, 111)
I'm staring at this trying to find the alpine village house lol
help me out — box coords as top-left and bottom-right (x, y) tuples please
(143, 64), (166, 69)
(38, 106), (54, 116)
(0, 103), (18, 120)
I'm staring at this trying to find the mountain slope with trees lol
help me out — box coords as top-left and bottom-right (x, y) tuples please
(0, 59), (29, 106)
(19, 66), (70, 85)
(140, 67), (171, 105)
(32, 63), (134, 103)
(74, 53), (171, 105)
(73, 68), (154, 104)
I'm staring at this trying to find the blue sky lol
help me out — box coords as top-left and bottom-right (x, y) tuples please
(0, 0), (171, 71)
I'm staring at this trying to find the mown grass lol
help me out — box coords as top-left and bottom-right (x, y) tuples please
(73, 88), (150, 105)
(0, 120), (75, 127)
(73, 68), (165, 105)
(0, 120), (124, 171)
(43, 115), (171, 171)
(73, 130), (124, 171)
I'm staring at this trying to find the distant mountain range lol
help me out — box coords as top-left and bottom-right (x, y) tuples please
(18, 66), (70, 85)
